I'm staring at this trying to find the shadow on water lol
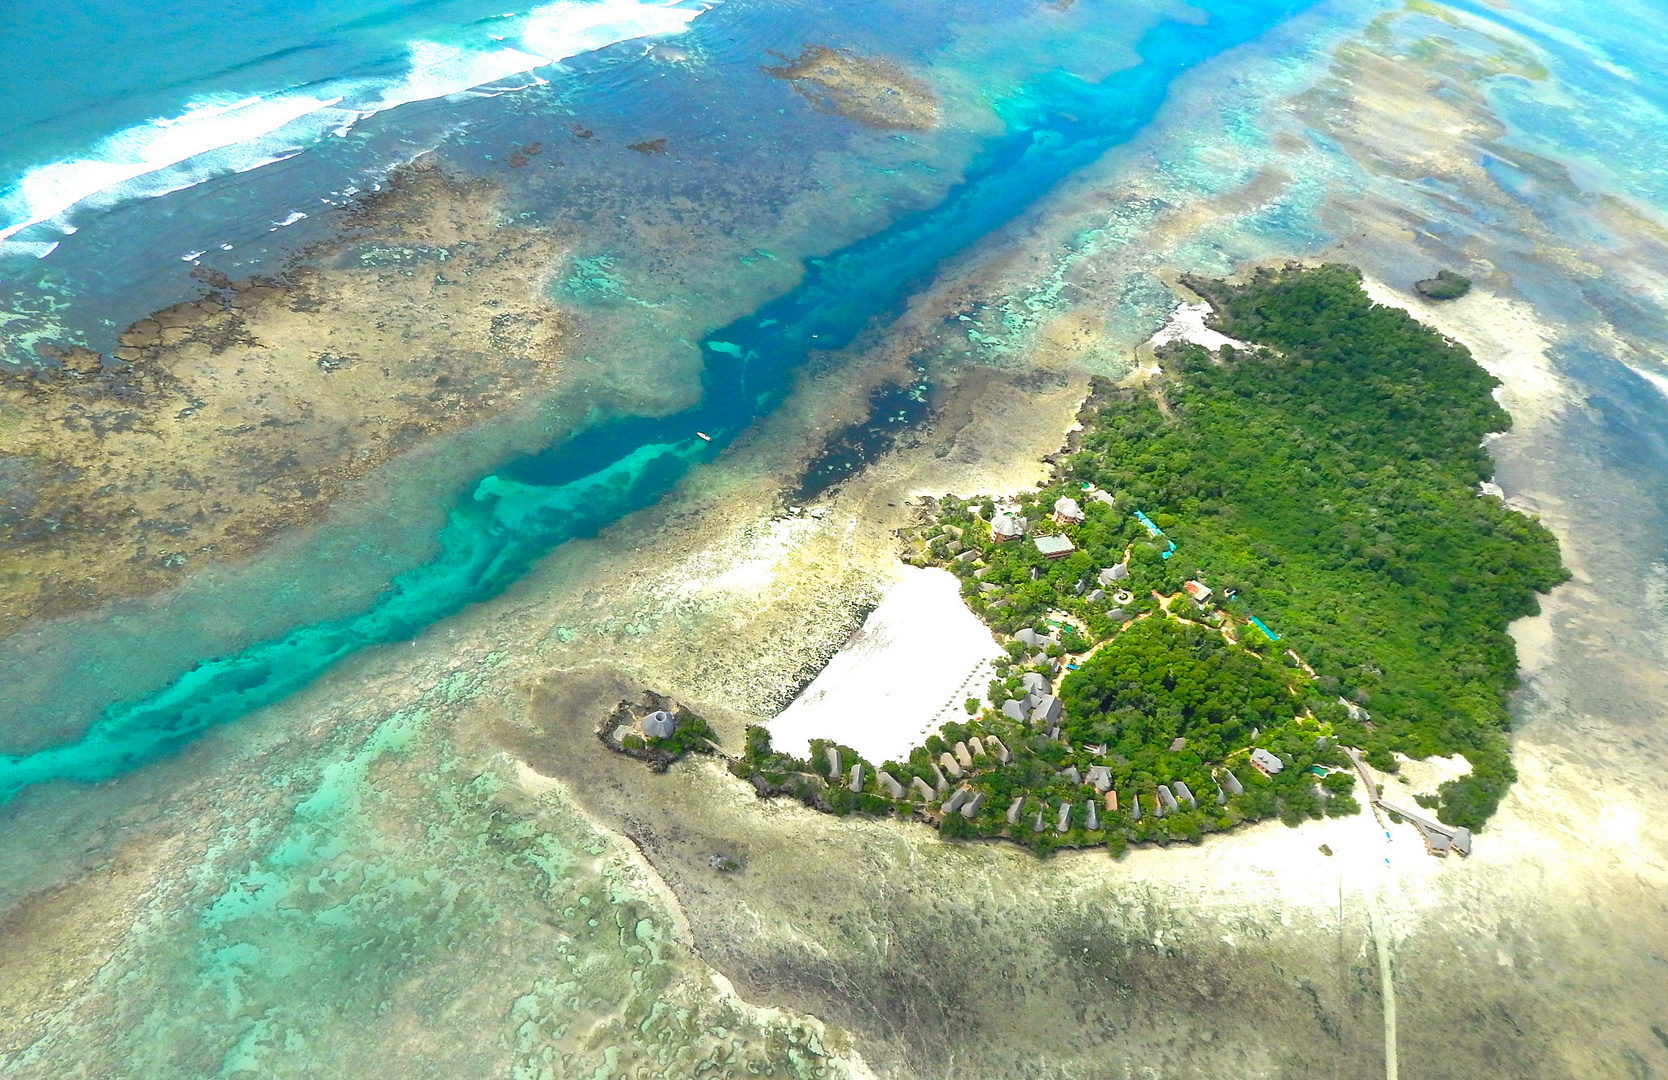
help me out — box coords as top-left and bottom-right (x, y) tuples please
(0, 0), (1314, 801)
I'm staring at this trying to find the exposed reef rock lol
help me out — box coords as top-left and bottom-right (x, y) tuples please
(765, 46), (938, 131)
(1415, 269), (1473, 300)
(0, 163), (573, 635)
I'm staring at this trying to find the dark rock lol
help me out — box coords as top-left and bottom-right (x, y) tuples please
(1414, 269), (1472, 300)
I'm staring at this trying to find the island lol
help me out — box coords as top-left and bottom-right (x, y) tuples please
(725, 264), (1563, 855)
(600, 692), (719, 772)
(1415, 268), (1473, 300)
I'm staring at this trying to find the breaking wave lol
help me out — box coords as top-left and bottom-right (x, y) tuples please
(0, 0), (716, 245)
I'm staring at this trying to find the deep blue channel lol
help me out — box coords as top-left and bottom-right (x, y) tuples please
(0, 0), (1311, 800)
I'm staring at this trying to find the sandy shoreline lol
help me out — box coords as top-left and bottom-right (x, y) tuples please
(767, 565), (1003, 762)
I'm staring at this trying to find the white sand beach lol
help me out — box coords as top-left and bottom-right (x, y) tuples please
(1148, 300), (1252, 353)
(766, 566), (1004, 763)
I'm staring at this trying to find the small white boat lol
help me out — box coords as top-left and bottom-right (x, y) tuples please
(695, 431), (712, 442)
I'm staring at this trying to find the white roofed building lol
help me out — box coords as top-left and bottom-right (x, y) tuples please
(991, 512), (1026, 541)
(1052, 496), (1085, 525)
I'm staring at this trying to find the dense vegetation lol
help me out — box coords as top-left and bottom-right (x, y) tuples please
(1061, 619), (1292, 762)
(1415, 269), (1473, 300)
(734, 264), (1564, 850)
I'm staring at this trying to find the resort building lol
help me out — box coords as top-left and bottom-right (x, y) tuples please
(990, 512), (1026, 541)
(1052, 496), (1085, 525)
(641, 710), (677, 739)
(1014, 628), (1058, 651)
(1249, 748), (1285, 776)
(1338, 697), (1371, 723)
(1182, 579), (1213, 605)
(1033, 535), (1075, 559)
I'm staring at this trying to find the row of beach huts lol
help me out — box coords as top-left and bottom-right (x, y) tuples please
(824, 734), (1278, 836)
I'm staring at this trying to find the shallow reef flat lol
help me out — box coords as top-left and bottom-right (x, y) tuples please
(0, 666), (874, 1079)
(765, 46), (940, 131)
(0, 164), (573, 634)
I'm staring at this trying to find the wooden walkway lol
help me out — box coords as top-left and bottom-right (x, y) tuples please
(1345, 747), (1473, 857)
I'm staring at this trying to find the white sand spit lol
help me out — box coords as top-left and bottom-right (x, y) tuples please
(1147, 300), (1252, 353)
(767, 566), (1004, 763)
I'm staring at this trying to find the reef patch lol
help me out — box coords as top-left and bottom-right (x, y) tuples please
(765, 46), (938, 131)
(0, 163), (573, 635)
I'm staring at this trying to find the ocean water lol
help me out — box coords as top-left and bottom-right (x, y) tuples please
(0, 0), (1317, 799)
(0, 0), (709, 245)
(0, 0), (727, 361)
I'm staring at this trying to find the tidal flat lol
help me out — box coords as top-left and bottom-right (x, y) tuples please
(2, 1), (1667, 1078)
(0, 164), (575, 634)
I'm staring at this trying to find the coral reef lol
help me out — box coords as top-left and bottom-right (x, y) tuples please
(765, 46), (938, 131)
(0, 164), (573, 634)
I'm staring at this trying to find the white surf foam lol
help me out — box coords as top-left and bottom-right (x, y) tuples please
(0, 240), (60, 259)
(335, 40), (554, 134)
(0, 93), (348, 243)
(0, 0), (718, 247)
(522, 0), (707, 64)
